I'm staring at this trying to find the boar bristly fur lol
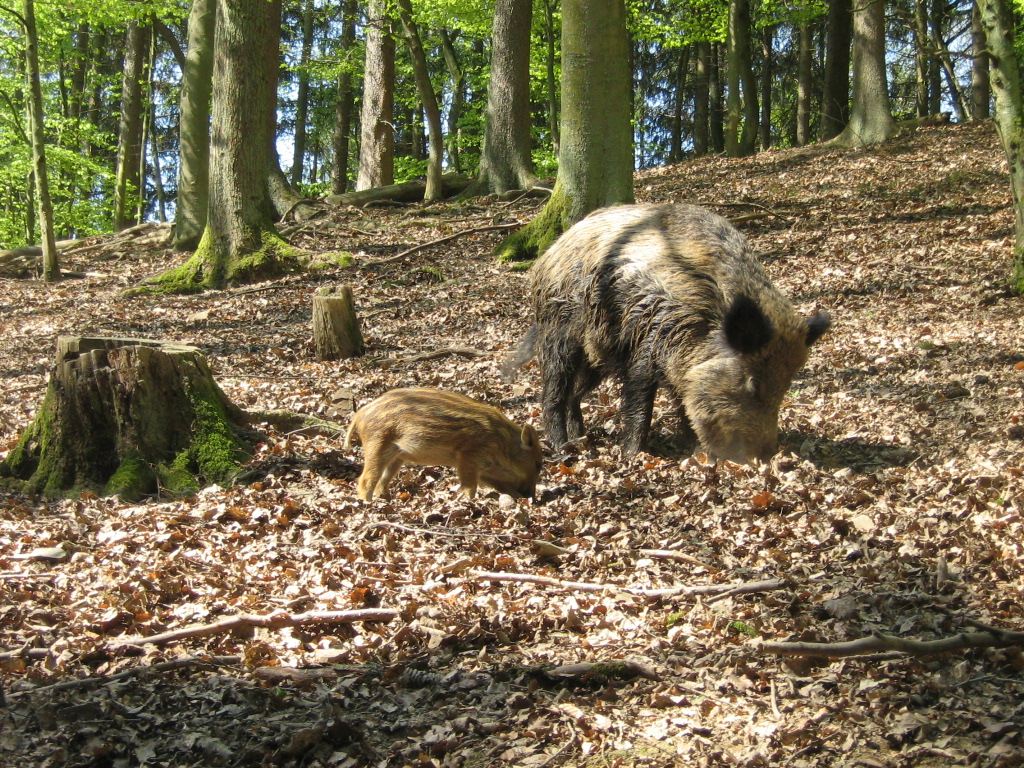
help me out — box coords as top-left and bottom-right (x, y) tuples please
(344, 388), (543, 501)
(521, 203), (830, 463)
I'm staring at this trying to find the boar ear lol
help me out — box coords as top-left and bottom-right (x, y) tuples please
(521, 423), (540, 450)
(805, 311), (831, 347)
(723, 295), (773, 355)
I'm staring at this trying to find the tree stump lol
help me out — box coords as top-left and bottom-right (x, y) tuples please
(0, 337), (253, 500)
(312, 285), (365, 360)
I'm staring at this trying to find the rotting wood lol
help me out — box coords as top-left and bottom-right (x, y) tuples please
(325, 174), (473, 208)
(398, 346), (486, 364)
(312, 284), (365, 360)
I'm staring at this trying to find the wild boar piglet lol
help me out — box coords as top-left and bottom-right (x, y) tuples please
(344, 388), (543, 501)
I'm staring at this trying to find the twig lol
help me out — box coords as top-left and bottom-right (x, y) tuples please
(758, 626), (1024, 659)
(0, 571), (55, 580)
(638, 549), (717, 570)
(113, 608), (399, 649)
(359, 222), (521, 269)
(365, 520), (525, 542)
(397, 346), (487, 364)
(12, 656), (243, 696)
(473, 571), (787, 600)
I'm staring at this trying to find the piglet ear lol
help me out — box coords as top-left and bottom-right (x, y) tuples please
(521, 423), (540, 451)
(805, 311), (831, 346)
(724, 295), (774, 354)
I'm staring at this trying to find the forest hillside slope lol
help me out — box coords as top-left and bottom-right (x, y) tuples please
(0, 121), (1022, 768)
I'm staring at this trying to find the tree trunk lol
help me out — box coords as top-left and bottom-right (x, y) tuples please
(324, 174), (472, 207)
(834, 0), (893, 147)
(726, 0), (756, 157)
(796, 21), (813, 146)
(494, 0), (633, 262)
(114, 21), (151, 232)
(710, 42), (726, 153)
(668, 45), (691, 163)
(313, 286), (365, 360)
(395, 0), (444, 201)
(759, 25), (774, 150)
(331, 0), (358, 194)
(439, 29), (465, 175)
(23, 0), (59, 282)
(694, 41), (710, 156)
(174, 0), (216, 251)
(914, 0), (930, 118)
(821, 0), (852, 140)
(473, 0), (535, 195)
(543, 0), (560, 156)
(356, 0), (395, 191)
(971, 2), (990, 120)
(291, 0), (315, 186)
(978, 0), (1024, 293)
(0, 337), (252, 499)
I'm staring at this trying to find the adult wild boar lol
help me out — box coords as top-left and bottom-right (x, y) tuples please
(344, 388), (543, 501)
(516, 203), (830, 462)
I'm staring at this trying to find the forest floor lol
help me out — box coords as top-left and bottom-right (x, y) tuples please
(1, 120), (1023, 768)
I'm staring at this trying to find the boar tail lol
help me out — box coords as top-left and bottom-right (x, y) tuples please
(343, 415), (360, 450)
(501, 325), (538, 383)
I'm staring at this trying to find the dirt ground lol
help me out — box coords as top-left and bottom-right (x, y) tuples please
(1, 120), (1022, 767)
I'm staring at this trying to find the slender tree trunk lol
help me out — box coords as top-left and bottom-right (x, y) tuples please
(710, 42), (726, 153)
(474, 0), (535, 194)
(543, 0), (560, 156)
(114, 21), (151, 231)
(439, 29), (465, 174)
(174, 0), (215, 251)
(971, 2), (990, 120)
(835, 0), (893, 147)
(931, 21), (968, 120)
(23, 0), (59, 281)
(796, 21), (812, 146)
(927, 0), (943, 115)
(331, 0), (357, 194)
(726, 0), (756, 156)
(356, 0), (395, 191)
(759, 25), (774, 150)
(977, 0), (1024, 293)
(821, 0), (852, 140)
(694, 41), (710, 156)
(395, 0), (444, 201)
(291, 0), (315, 186)
(914, 0), (930, 117)
(669, 45), (690, 162)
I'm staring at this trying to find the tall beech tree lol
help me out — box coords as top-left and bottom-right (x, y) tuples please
(495, 0), (633, 262)
(356, 0), (395, 191)
(113, 20), (151, 231)
(144, 0), (298, 292)
(471, 0), (535, 195)
(978, 0), (1024, 293)
(174, 0), (215, 251)
(834, 0), (893, 147)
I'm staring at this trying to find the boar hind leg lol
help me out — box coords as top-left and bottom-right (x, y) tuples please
(567, 364), (601, 441)
(539, 332), (587, 447)
(357, 441), (401, 501)
(619, 360), (658, 455)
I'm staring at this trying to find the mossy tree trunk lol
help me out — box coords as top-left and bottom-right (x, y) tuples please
(141, 0), (299, 294)
(494, 0), (633, 264)
(0, 337), (253, 500)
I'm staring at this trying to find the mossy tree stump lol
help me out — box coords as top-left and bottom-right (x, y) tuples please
(0, 337), (253, 500)
(312, 285), (364, 360)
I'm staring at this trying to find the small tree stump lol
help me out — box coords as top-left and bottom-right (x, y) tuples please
(0, 336), (253, 500)
(312, 285), (364, 360)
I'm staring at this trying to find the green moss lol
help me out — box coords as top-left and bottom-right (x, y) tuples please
(227, 230), (302, 284)
(104, 453), (156, 501)
(183, 380), (251, 485)
(156, 450), (201, 496)
(309, 251), (354, 270)
(494, 188), (571, 263)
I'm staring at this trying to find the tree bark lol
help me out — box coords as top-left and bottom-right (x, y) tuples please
(356, 0), (395, 191)
(820, 0), (852, 141)
(834, 0), (894, 147)
(971, 2), (990, 120)
(726, 0), (757, 157)
(174, 0), (215, 251)
(331, 0), (358, 195)
(439, 29), (465, 174)
(0, 337), (252, 499)
(693, 41), (710, 156)
(290, 0), (315, 186)
(395, 0), (444, 201)
(493, 0), (633, 262)
(324, 174), (472, 207)
(22, 0), (59, 281)
(313, 286), (365, 360)
(542, 0), (560, 156)
(473, 0), (535, 195)
(978, 0), (1024, 293)
(796, 21), (813, 146)
(114, 21), (151, 232)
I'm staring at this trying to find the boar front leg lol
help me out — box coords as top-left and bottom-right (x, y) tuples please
(619, 358), (658, 455)
(454, 456), (479, 499)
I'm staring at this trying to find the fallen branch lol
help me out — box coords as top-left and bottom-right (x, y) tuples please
(397, 346), (487, 364)
(473, 570), (787, 600)
(114, 608), (399, 649)
(243, 408), (347, 438)
(360, 222), (520, 269)
(13, 655), (243, 696)
(638, 549), (718, 570)
(758, 625), (1024, 659)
